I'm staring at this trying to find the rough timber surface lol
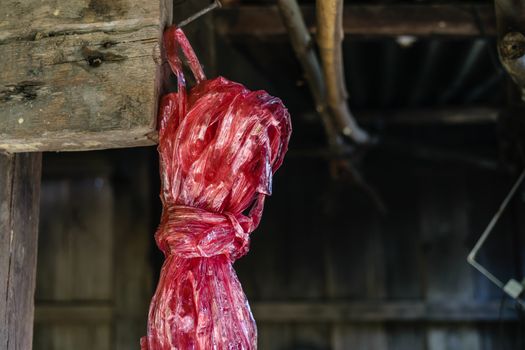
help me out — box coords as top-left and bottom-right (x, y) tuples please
(0, 0), (172, 152)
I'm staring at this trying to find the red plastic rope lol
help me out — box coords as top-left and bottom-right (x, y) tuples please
(141, 27), (291, 349)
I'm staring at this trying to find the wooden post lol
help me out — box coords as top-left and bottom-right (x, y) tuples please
(0, 153), (42, 350)
(215, 4), (496, 38)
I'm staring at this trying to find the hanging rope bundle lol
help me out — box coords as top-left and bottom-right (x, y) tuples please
(141, 27), (291, 349)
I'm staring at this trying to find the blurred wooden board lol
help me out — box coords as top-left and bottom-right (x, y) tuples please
(34, 171), (114, 350)
(33, 150), (154, 350)
(0, 153), (42, 350)
(0, 0), (172, 152)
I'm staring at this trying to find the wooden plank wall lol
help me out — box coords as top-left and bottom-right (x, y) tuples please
(31, 150), (523, 350)
(33, 150), (153, 350)
(236, 153), (523, 350)
(35, 156), (114, 349)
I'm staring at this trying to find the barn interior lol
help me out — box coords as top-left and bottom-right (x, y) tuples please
(2, 0), (525, 349)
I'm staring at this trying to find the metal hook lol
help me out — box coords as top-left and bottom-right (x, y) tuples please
(177, 0), (222, 28)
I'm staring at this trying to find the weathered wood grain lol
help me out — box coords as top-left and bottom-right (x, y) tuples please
(0, 0), (172, 152)
(0, 153), (42, 350)
(0, 0), (169, 41)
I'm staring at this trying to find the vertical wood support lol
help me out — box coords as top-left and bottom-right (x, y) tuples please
(0, 153), (42, 349)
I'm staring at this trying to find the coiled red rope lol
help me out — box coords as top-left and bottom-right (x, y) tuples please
(141, 27), (291, 349)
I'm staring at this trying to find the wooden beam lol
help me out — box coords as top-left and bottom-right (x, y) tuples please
(251, 301), (516, 322)
(0, 0), (172, 152)
(33, 300), (516, 325)
(35, 303), (113, 324)
(357, 106), (499, 124)
(215, 4), (496, 38)
(0, 153), (42, 350)
(296, 107), (498, 125)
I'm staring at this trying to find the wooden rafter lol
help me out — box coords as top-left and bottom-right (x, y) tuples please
(215, 4), (496, 38)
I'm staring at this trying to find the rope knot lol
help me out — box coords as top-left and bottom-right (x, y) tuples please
(155, 204), (254, 261)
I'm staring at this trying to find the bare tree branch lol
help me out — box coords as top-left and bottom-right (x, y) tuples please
(317, 0), (369, 144)
(277, 0), (384, 213)
(277, 0), (344, 152)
